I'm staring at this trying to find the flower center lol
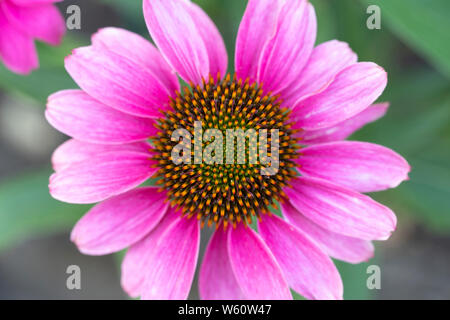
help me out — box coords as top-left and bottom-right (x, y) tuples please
(152, 74), (299, 228)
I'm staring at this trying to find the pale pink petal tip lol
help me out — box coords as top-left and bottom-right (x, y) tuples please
(143, 0), (227, 84)
(64, 45), (173, 119)
(227, 223), (292, 300)
(235, 0), (317, 93)
(286, 177), (397, 241)
(199, 227), (244, 300)
(138, 210), (200, 300)
(0, 10), (38, 74)
(292, 62), (388, 130)
(281, 40), (358, 107)
(120, 211), (181, 298)
(297, 141), (410, 192)
(259, 214), (343, 300)
(49, 151), (156, 204)
(51, 139), (152, 172)
(298, 102), (390, 144)
(46, 90), (159, 144)
(90, 27), (179, 96)
(2, 1), (66, 46)
(281, 201), (374, 264)
(70, 187), (169, 255)
(257, 1), (317, 94)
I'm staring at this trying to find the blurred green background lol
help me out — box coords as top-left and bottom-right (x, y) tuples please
(0, 0), (449, 299)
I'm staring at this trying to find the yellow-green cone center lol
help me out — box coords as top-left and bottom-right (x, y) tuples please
(152, 74), (299, 228)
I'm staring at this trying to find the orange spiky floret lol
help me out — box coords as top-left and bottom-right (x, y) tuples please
(151, 73), (300, 229)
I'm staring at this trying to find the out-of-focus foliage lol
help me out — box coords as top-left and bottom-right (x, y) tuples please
(363, 0), (450, 78)
(0, 170), (89, 251)
(0, 36), (83, 104)
(100, 0), (147, 33)
(0, 0), (449, 300)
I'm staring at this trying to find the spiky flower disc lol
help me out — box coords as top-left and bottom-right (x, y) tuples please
(152, 74), (300, 228)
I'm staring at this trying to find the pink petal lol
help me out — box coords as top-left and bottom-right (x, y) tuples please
(91, 27), (179, 97)
(199, 227), (244, 300)
(46, 90), (158, 144)
(298, 103), (389, 144)
(64, 46), (171, 118)
(235, 0), (283, 83)
(71, 187), (168, 255)
(139, 211), (200, 300)
(297, 141), (410, 192)
(121, 211), (180, 298)
(258, 1), (316, 94)
(49, 151), (156, 204)
(292, 62), (388, 130)
(0, 10), (37, 74)
(285, 177), (397, 240)
(228, 224), (292, 300)
(143, 0), (227, 84)
(1, 1), (65, 45)
(281, 40), (357, 108)
(185, 1), (228, 78)
(52, 139), (151, 172)
(282, 201), (374, 264)
(258, 214), (343, 300)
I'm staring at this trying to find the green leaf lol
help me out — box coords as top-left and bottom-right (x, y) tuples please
(310, 0), (338, 44)
(394, 151), (450, 233)
(335, 260), (375, 300)
(99, 0), (148, 34)
(361, 0), (450, 78)
(362, 94), (450, 156)
(0, 169), (88, 251)
(292, 290), (306, 300)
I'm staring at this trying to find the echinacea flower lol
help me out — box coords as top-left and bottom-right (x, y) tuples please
(46, 0), (410, 300)
(0, 0), (65, 74)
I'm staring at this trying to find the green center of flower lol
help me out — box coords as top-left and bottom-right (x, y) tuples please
(152, 74), (299, 228)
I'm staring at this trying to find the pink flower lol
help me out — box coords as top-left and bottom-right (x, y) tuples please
(46, 0), (410, 300)
(0, 0), (65, 74)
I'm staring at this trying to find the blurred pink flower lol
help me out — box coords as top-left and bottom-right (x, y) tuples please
(46, 0), (410, 300)
(0, 0), (65, 74)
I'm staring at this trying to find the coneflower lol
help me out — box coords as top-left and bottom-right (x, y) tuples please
(46, 0), (410, 300)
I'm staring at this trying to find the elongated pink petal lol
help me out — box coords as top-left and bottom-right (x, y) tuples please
(1, 1), (65, 45)
(199, 227), (244, 300)
(121, 211), (180, 298)
(258, 214), (343, 300)
(65, 46), (170, 118)
(285, 177), (397, 240)
(49, 151), (156, 204)
(52, 139), (151, 172)
(235, 0), (282, 83)
(297, 141), (410, 192)
(46, 90), (158, 144)
(292, 62), (387, 130)
(228, 224), (292, 300)
(0, 10), (37, 74)
(282, 201), (374, 264)
(185, 1), (228, 78)
(139, 210), (200, 300)
(92, 27), (179, 96)
(281, 40), (357, 108)
(143, 0), (227, 84)
(71, 187), (168, 255)
(258, 1), (316, 94)
(298, 103), (389, 144)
